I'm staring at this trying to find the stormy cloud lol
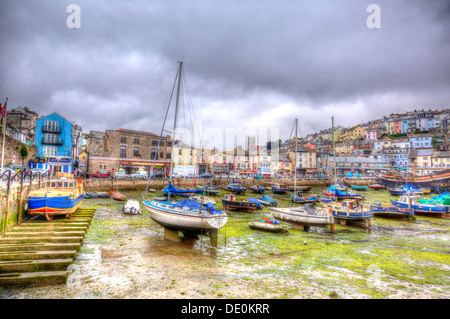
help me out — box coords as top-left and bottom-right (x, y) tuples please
(1, 0), (449, 147)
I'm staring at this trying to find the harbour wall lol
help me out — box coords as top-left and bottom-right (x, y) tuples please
(84, 177), (379, 191)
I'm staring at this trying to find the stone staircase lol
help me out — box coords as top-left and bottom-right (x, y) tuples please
(0, 208), (95, 286)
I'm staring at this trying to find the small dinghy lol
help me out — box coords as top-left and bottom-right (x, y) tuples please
(122, 199), (143, 215)
(248, 218), (288, 233)
(85, 192), (111, 199)
(113, 191), (126, 201)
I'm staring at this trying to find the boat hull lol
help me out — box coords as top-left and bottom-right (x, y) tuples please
(379, 170), (450, 193)
(143, 200), (228, 234)
(370, 206), (414, 219)
(269, 207), (334, 229)
(248, 221), (288, 233)
(222, 199), (257, 213)
(28, 194), (84, 218)
(390, 199), (450, 218)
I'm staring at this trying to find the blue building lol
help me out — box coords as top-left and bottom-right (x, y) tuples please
(29, 113), (73, 174)
(401, 120), (408, 133)
(410, 134), (433, 149)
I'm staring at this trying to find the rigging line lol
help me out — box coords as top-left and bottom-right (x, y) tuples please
(144, 67), (180, 196)
(288, 121), (295, 140)
(183, 69), (200, 146)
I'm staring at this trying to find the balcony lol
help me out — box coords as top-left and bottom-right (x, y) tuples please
(42, 125), (61, 133)
(43, 150), (70, 158)
(42, 137), (63, 145)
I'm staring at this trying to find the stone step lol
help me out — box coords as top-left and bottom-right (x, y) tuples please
(11, 226), (88, 232)
(18, 222), (90, 227)
(0, 250), (77, 261)
(0, 242), (81, 252)
(0, 236), (84, 244)
(4, 231), (86, 238)
(0, 258), (73, 273)
(26, 218), (92, 223)
(0, 271), (69, 286)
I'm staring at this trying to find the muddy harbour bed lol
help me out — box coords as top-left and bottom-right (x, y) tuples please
(0, 187), (449, 299)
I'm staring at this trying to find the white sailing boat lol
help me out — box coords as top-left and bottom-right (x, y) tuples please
(268, 118), (334, 231)
(142, 62), (228, 246)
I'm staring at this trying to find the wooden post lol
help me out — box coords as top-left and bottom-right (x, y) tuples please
(209, 230), (218, 247)
(2, 170), (11, 236)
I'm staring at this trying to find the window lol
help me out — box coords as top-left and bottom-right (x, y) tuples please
(150, 148), (157, 159)
(166, 153), (171, 159)
(160, 141), (164, 147)
(160, 152), (164, 159)
(178, 158), (181, 164)
(189, 158), (193, 165)
(179, 149), (182, 155)
(120, 145), (127, 158)
(133, 138), (140, 144)
(167, 142), (172, 147)
(120, 136), (127, 143)
(152, 140), (158, 146)
(133, 146), (140, 157)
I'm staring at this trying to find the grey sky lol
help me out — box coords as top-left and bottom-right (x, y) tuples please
(1, 0), (449, 149)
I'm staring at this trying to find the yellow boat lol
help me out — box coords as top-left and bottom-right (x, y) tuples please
(27, 178), (85, 220)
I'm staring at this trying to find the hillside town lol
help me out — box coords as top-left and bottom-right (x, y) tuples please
(2, 106), (450, 180)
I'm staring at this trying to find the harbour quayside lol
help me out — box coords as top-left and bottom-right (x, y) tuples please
(142, 62), (228, 246)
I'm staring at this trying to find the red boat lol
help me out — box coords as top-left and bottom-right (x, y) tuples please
(368, 184), (386, 190)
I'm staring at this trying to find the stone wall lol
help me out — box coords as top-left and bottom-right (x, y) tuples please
(0, 134), (38, 167)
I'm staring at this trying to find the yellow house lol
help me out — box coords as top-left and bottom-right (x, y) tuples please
(78, 150), (88, 165)
(172, 142), (196, 175)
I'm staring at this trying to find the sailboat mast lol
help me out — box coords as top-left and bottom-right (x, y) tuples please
(332, 117), (337, 184)
(294, 118), (298, 194)
(170, 61), (183, 183)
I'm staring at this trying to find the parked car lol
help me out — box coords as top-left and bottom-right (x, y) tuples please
(200, 173), (213, 178)
(130, 171), (148, 179)
(94, 171), (110, 178)
(113, 171), (129, 179)
(152, 172), (167, 179)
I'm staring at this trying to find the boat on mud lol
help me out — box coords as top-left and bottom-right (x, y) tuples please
(291, 193), (318, 204)
(249, 185), (265, 194)
(370, 204), (414, 219)
(271, 183), (288, 194)
(248, 218), (289, 234)
(256, 195), (278, 207)
(323, 198), (372, 229)
(224, 183), (247, 194)
(27, 178), (85, 220)
(202, 183), (221, 196)
(368, 183), (386, 190)
(350, 185), (368, 191)
(269, 203), (334, 231)
(221, 193), (258, 213)
(122, 199), (143, 215)
(390, 194), (450, 218)
(113, 191), (126, 201)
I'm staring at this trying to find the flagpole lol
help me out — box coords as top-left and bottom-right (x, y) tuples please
(1, 98), (8, 169)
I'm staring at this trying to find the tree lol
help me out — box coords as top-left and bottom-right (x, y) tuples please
(20, 145), (29, 164)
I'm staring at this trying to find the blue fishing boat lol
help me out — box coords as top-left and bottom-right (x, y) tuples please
(324, 184), (365, 200)
(28, 178), (85, 221)
(256, 195), (278, 207)
(388, 185), (428, 196)
(324, 198), (372, 228)
(370, 204), (414, 219)
(390, 195), (450, 218)
(225, 183), (247, 194)
(272, 183), (288, 194)
(291, 193), (317, 204)
(203, 186), (220, 196)
(350, 185), (368, 191)
(249, 185), (265, 194)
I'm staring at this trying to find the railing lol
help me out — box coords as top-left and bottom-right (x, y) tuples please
(42, 137), (63, 145)
(42, 150), (71, 157)
(42, 125), (61, 133)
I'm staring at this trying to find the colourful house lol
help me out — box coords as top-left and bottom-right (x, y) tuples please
(29, 113), (73, 174)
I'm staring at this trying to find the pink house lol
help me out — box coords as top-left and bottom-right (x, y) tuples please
(365, 130), (378, 140)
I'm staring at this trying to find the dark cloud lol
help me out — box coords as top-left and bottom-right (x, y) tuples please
(1, 0), (449, 145)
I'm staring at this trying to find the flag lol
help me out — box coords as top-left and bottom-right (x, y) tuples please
(1, 98), (7, 118)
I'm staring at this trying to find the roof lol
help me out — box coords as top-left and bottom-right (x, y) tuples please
(432, 151), (450, 158)
(89, 130), (105, 139)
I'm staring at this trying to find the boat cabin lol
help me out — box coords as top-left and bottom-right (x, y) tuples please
(398, 195), (420, 206)
(45, 179), (79, 190)
(340, 199), (364, 211)
(223, 194), (236, 201)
